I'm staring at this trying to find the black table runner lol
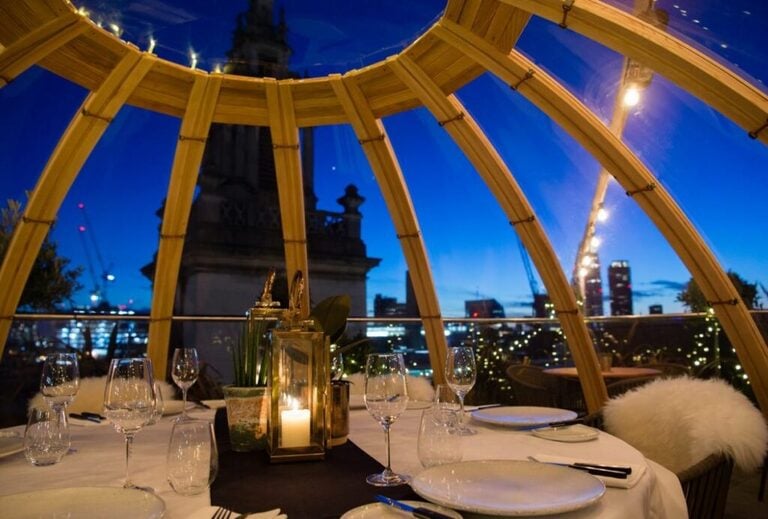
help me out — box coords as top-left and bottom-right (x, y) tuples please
(212, 409), (419, 519)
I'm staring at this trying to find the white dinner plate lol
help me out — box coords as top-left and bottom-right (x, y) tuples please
(412, 460), (605, 516)
(471, 406), (577, 428)
(163, 400), (187, 415)
(532, 424), (600, 442)
(340, 500), (462, 519)
(0, 487), (165, 518)
(0, 431), (24, 459)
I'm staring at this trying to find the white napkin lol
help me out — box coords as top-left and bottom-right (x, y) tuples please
(187, 507), (284, 519)
(531, 454), (647, 489)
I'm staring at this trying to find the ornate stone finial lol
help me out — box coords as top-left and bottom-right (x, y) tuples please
(337, 184), (364, 215)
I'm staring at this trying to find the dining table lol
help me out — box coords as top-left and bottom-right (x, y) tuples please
(543, 366), (663, 380)
(0, 401), (687, 518)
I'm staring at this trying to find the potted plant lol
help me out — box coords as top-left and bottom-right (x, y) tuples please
(224, 273), (281, 452)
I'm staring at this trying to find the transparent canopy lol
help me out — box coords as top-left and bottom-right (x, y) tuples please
(0, 0), (767, 415)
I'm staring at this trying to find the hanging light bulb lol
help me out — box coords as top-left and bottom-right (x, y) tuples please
(590, 236), (601, 249)
(597, 207), (609, 222)
(189, 49), (199, 70)
(623, 86), (641, 107)
(147, 36), (157, 54)
(108, 23), (122, 37)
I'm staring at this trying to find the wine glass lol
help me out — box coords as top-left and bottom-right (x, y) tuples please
(103, 357), (156, 489)
(363, 353), (410, 487)
(171, 348), (199, 420)
(40, 353), (80, 426)
(444, 346), (477, 436)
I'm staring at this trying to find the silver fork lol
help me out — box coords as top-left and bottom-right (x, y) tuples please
(212, 507), (232, 519)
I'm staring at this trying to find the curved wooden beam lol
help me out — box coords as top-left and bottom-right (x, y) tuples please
(0, 10), (86, 88)
(434, 19), (768, 417)
(0, 52), (155, 359)
(388, 54), (607, 412)
(500, 0), (768, 146)
(147, 72), (222, 379)
(329, 73), (448, 383)
(266, 79), (311, 315)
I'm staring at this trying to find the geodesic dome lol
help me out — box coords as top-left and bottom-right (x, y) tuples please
(0, 0), (766, 418)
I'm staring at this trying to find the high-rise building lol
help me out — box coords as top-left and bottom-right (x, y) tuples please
(609, 260), (633, 315)
(649, 304), (663, 315)
(583, 252), (604, 316)
(465, 299), (505, 318)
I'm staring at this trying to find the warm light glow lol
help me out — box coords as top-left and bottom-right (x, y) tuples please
(590, 236), (601, 249)
(189, 50), (199, 70)
(580, 255), (592, 267)
(76, 6), (90, 17)
(578, 267), (588, 278)
(597, 208), (609, 222)
(108, 23), (122, 37)
(147, 36), (157, 54)
(623, 86), (641, 107)
(213, 63), (222, 74)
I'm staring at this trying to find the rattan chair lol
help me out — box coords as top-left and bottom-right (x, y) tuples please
(677, 453), (734, 519)
(605, 375), (658, 398)
(504, 364), (557, 407)
(639, 362), (692, 377)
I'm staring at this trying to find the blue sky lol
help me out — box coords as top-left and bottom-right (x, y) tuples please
(1, 0), (766, 317)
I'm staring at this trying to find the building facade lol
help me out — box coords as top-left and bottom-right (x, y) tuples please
(609, 260), (633, 315)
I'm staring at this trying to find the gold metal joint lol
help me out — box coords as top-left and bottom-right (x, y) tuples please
(358, 134), (386, 145)
(396, 231), (421, 239)
(284, 238), (307, 244)
(160, 232), (186, 239)
(510, 69), (535, 91)
(559, 0), (576, 29)
(21, 215), (55, 226)
(438, 112), (465, 127)
(707, 298), (739, 306)
(80, 108), (113, 123)
(510, 215), (535, 226)
(748, 118), (768, 139)
(179, 134), (207, 143)
(625, 182), (656, 197)
(272, 143), (300, 150)
(420, 314), (442, 320)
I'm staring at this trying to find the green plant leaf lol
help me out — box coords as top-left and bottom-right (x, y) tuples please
(310, 295), (350, 345)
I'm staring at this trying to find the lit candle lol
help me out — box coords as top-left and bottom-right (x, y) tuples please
(281, 408), (310, 448)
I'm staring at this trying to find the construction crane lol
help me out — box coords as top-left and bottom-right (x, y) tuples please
(517, 236), (547, 318)
(76, 202), (115, 307)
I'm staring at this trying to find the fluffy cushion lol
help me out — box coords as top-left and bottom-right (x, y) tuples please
(345, 372), (434, 401)
(29, 375), (176, 414)
(603, 377), (768, 473)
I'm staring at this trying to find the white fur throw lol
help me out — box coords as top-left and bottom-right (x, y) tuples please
(345, 372), (435, 402)
(29, 375), (177, 414)
(603, 377), (768, 474)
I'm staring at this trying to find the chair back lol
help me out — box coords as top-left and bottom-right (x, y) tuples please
(505, 364), (556, 407)
(678, 453), (734, 519)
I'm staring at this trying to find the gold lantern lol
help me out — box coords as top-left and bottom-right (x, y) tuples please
(268, 272), (330, 462)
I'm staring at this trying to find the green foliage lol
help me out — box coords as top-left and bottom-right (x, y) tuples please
(677, 271), (759, 312)
(309, 294), (351, 345)
(233, 318), (270, 387)
(0, 199), (82, 311)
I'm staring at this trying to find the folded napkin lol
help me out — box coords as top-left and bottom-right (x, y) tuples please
(188, 507), (284, 519)
(531, 454), (646, 489)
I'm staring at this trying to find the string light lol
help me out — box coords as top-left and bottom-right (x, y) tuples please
(189, 49), (199, 70)
(108, 23), (122, 37)
(623, 86), (641, 107)
(147, 36), (157, 54)
(597, 208), (608, 222)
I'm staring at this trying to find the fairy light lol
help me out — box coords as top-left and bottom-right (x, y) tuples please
(590, 236), (601, 249)
(597, 208), (608, 222)
(189, 49), (199, 70)
(147, 36), (157, 54)
(108, 23), (122, 37)
(76, 6), (90, 17)
(623, 86), (641, 107)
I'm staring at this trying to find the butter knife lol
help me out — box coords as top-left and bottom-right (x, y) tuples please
(375, 495), (454, 519)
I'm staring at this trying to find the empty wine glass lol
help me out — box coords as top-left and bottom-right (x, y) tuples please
(364, 353), (410, 487)
(166, 419), (218, 495)
(40, 353), (80, 427)
(444, 346), (477, 436)
(171, 348), (199, 420)
(103, 357), (156, 489)
(147, 382), (165, 426)
(417, 406), (462, 468)
(24, 406), (70, 466)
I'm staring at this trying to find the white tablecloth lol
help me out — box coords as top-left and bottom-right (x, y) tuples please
(0, 406), (687, 518)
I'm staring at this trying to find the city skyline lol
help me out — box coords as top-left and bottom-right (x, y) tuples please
(1, 0), (767, 317)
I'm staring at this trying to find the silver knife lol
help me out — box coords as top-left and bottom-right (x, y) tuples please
(375, 495), (454, 519)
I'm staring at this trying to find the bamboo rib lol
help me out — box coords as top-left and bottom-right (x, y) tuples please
(434, 19), (768, 418)
(147, 73), (222, 379)
(501, 0), (768, 146)
(388, 54), (607, 412)
(0, 10), (86, 87)
(329, 73), (448, 383)
(0, 52), (155, 359)
(266, 78), (311, 316)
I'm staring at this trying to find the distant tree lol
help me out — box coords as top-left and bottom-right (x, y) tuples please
(677, 271), (759, 312)
(0, 199), (82, 311)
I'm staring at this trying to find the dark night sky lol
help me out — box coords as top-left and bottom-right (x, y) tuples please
(1, 0), (766, 316)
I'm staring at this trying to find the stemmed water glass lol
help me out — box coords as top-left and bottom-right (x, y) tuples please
(364, 353), (410, 487)
(40, 353), (80, 429)
(171, 348), (199, 420)
(445, 346), (477, 436)
(103, 357), (156, 489)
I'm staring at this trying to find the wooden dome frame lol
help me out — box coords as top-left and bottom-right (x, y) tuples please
(0, 0), (766, 417)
